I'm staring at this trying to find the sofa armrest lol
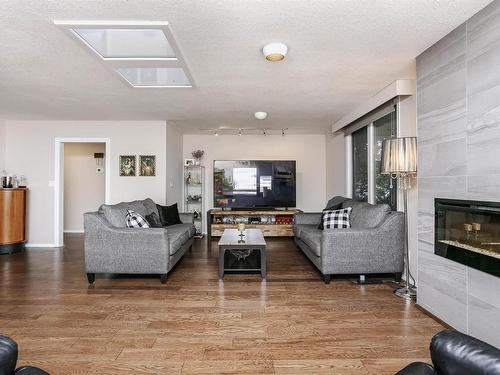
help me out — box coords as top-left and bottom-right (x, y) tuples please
(84, 212), (169, 273)
(320, 212), (404, 272)
(294, 212), (322, 225)
(179, 212), (195, 224)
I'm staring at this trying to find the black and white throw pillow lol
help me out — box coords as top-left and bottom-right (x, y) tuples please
(321, 207), (352, 229)
(125, 210), (150, 228)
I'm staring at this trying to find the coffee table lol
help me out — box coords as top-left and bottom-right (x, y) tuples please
(218, 229), (267, 279)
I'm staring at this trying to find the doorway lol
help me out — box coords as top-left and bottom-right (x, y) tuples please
(54, 138), (111, 247)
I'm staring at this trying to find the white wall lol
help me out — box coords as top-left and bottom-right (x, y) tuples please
(63, 143), (105, 232)
(325, 133), (345, 198)
(4, 121), (167, 245)
(183, 134), (327, 232)
(165, 123), (183, 205)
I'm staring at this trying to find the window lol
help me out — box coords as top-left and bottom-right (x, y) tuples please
(352, 127), (368, 202)
(373, 112), (397, 209)
(348, 105), (398, 210)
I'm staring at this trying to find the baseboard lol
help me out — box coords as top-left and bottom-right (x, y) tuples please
(25, 243), (58, 248)
(415, 303), (454, 330)
(64, 230), (84, 234)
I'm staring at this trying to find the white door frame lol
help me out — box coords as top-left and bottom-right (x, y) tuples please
(54, 137), (111, 247)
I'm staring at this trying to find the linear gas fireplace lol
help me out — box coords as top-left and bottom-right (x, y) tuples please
(435, 198), (500, 277)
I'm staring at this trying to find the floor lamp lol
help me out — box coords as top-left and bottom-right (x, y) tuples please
(381, 137), (417, 300)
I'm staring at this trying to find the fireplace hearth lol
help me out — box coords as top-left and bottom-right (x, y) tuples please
(435, 198), (500, 277)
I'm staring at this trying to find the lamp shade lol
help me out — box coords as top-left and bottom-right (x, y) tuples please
(381, 137), (417, 174)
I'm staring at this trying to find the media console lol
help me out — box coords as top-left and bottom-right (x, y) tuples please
(207, 208), (301, 241)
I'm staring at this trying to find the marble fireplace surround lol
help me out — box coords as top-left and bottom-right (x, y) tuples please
(416, 0), (500, 347)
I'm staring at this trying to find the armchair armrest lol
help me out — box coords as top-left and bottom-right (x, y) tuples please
(294, 212), (322, 225)
(179, 212), (195, 224)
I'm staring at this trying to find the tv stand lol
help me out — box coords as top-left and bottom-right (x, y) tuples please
(207, 208), (300, 241)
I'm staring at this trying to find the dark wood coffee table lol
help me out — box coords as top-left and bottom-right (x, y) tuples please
(218, 229), (267, 280)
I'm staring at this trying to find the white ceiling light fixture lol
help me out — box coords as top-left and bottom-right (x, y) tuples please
(262, 42), (288, 61)
(254, 111), (267, 120)
(54, 20), (195, 88)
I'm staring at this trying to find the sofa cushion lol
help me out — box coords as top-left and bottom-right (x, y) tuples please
(142, 198), (159, 217)
(101, 200), (148, 228)
(167, 223), (195, 255)
(342, 200), (390, 228)
(321, 207), (352, 229)
(294, 224), (317, 239)
(157, 203), (183, 226)
(125, 210), (150, 229)
(145, 212), (162, 228)
(300, 227), (322, 257)
(325, 196), (350, 210)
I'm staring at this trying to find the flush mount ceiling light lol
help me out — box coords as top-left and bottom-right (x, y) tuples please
(262, 42), (288, 61)
(254, 111), (268, 120)
(54, 20), (195, 88)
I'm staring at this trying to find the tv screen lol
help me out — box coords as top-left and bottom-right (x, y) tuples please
(213, 160), (296, 208)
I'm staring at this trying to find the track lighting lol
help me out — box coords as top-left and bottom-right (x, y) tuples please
(215, 130), (219, 136)
(238, 129), (242, 136)
(281, 129), (285, 136)
(263, 129), (267, 136)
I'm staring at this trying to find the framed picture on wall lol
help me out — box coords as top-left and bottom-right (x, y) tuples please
(119, 155), (136, 176)
(139, 155), (156, 176)
(184, 159), (195, 167)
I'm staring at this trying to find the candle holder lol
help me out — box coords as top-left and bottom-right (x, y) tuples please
(237, 223), (246, 243)
(464, 223), (473, 241)
(472, 222), (481, 241)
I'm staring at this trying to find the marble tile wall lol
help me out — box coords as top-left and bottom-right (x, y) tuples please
(416, 0), (500, 347)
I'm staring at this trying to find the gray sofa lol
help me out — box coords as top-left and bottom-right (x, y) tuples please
(84, 198), (195, 284)
(294, 196), (404, 283)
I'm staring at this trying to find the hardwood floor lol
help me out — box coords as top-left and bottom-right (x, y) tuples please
(0, 235), (444, 374)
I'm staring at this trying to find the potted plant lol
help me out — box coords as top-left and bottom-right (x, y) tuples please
(192, 150), (204, 165)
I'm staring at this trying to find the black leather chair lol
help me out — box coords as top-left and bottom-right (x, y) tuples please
(0, 336), (48, 375)
(396, 329), (500, 375)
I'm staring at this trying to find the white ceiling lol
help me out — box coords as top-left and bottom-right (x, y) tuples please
(0, 0), (492, 133)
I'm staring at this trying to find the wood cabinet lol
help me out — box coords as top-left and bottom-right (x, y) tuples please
(0, 188), (27, 254)
(207, 209), (299, 241)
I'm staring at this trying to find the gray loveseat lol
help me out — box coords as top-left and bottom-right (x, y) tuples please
(84, 198), (195, 284)
(294, 196), (404, 283)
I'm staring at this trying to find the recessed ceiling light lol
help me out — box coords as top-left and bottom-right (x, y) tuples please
(262, 42), (288, 61)
(254, 111), (267, 120)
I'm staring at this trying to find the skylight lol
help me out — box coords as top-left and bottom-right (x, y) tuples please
(72, 28), (176, 59)
(54, 21), (195, 88)
(116, 67), (191, 87)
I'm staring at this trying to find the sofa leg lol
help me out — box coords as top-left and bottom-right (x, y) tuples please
(395, 272), (402, 283)
(189, 245), (193, 253)
(87, 273), (95, 284)
(160, 274), (168, 284)
(323, 274), (331, 284)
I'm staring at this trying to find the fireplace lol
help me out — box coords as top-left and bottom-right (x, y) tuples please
(435, 198), (500, 277)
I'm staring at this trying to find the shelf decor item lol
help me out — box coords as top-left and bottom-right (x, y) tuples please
(191, 150), (204, 166)
(381, 136), (417, 300)
(184, 164), (205, 238)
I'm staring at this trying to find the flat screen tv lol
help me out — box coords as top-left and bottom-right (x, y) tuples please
(213, 160), (296, 208)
